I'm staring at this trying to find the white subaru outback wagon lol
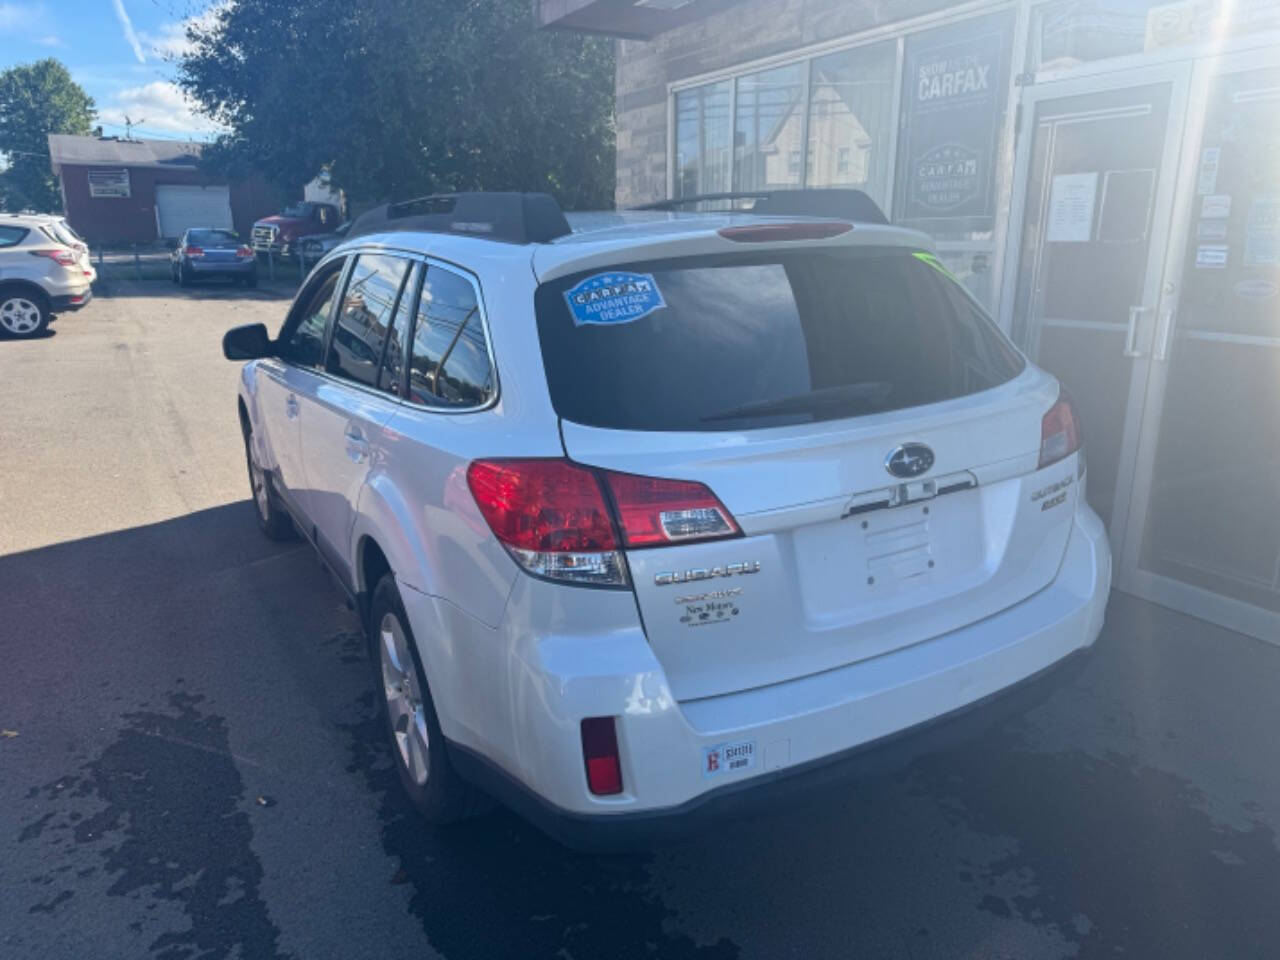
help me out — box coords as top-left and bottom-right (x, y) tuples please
(223, 190), (1110, 846)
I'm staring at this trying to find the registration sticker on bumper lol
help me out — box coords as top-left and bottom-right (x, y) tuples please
(702, 739), (756, 778)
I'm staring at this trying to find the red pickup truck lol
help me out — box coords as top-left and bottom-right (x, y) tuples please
(250, 202), (341, 257)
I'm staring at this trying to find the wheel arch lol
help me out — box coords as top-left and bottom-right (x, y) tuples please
(0, 280), (51, 308)
(356, 533), (393, 628)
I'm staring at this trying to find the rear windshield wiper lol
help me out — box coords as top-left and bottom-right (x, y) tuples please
(700, 382), (893, 423)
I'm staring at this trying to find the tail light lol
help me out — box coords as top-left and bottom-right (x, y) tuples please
(465, 459), (740, 587)
(466, 459), (626, 586)
(602, 470), (738, 547)
(30, 249), (78, 267)
(580, 717), (623, 796)
(1039, 392), (1083, 469)
(184, 245), (204, 258)
(236, 245), (254, 259)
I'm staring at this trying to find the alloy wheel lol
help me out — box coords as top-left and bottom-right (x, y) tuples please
(0, 297), (42, 335)
(379, 612), (430, 787)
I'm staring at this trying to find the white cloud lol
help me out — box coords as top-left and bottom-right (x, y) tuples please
(0, 2), (52, 38)
(139, 2), (228, 61)
(37, 33), (61, 46)
(110, 0), (146, 63)
(97, 81), (224, 138)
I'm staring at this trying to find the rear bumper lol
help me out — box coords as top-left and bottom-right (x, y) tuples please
(451, 637), (1096, 850)
(51, 287), (92, 311)
(417, 504), (1111, 848)
(189, 259), (256, 276)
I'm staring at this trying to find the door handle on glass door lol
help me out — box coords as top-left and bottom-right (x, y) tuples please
(1155, 307), (1176, 362)
(285, 394), (299, 419)
(1124, 305), (1151, 358)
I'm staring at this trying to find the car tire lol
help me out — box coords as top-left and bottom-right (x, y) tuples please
(171, 263), (179, 284)
(370, 573), (490, 824)
(179, 264), (191, 287)
(0, 289), (50, 338)
(241, 420), (296, 541)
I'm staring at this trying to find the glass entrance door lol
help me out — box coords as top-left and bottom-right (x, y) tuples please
(1120, 49), (1280, 640)
(1005, 67), (1191, 555)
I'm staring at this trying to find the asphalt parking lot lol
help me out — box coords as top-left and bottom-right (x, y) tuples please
(2, 283), (1279, 960)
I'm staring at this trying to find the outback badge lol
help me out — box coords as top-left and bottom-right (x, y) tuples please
(885, 442), (934, 479)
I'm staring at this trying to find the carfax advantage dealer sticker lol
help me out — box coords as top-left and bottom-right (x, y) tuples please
(563, 271), (666, 326)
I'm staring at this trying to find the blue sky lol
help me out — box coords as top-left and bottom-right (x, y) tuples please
(0, 0), (223, 140)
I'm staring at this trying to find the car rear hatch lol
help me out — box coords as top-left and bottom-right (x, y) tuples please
(534, 236), (1078, 702)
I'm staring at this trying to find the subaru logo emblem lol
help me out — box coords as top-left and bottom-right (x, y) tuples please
(885, 443), (934, 479)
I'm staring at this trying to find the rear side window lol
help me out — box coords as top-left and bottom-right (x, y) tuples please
(278, 263), (343, 367)
(327, 253), (412, 387)
(535, 248), (1024, 431)
(407, 266), (494, 408)
(0, 226), (27, 247)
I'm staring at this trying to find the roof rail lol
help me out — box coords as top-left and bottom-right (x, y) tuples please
(633, 189), (889, 225)
(348, 192), (572, 245)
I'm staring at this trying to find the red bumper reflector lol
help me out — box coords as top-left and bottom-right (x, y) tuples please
(581, 717), (623, 796)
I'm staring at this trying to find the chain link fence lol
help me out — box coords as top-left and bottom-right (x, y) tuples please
(90, 243), (320, 292)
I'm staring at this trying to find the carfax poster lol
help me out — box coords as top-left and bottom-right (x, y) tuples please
(896, 13), (1013, 227)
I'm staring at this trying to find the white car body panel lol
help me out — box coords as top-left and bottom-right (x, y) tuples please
(0, 214), (93, 306)
(234, 211), (1112, 828)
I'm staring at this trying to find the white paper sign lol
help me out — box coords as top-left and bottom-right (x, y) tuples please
(1046, 172), (1098, 243)
(1197, 147), (1220, 195)
(1201, 194), (1231, 219)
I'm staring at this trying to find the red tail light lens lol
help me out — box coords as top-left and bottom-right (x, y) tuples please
(466, 459), (742, 586)
(581, 717), (623, 796)
(184, 245), (204, 257)
(602, 471), (739, 547)
(466, 459), (626, 586)
(1039, 393), (1083, 469)
(236, 245), (254, 259)
(30, 249), (78, 267)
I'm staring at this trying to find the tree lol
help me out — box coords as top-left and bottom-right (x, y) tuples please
(0, 59), (95, 212)
(180, 0), (616, 210)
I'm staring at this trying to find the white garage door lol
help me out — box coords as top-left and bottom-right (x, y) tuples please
(155, 185), (234, 239)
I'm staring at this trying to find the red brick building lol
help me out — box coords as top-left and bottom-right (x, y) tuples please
(48, 134), (282, 245)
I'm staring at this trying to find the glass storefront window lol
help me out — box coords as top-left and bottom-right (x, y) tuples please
(674, 81), (732, 198)
(734, 64), (807, 191)
(806, 40), (897, 210)
(894, 11), (1015, 241)
(1034, 0), (1280, 72)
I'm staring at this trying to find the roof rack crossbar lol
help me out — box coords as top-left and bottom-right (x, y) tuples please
(348, 191), (572, 245)
(633, 188), (889, 225)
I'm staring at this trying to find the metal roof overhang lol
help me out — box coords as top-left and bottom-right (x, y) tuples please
(535, 0), (743, 39)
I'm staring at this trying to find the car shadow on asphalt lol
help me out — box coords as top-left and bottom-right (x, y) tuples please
(92, 278), (300, 303)
(5, 504), (1280, 960)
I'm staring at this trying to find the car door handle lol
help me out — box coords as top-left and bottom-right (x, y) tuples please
(285, 394), (299, 419)
(344, 424), (369, 463)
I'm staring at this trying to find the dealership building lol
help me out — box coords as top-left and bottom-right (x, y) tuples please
(541, 0), (1280, 640)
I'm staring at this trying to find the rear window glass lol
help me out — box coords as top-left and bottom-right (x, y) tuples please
(535, 248), (1025, 432)
(188, 229), (239, 245)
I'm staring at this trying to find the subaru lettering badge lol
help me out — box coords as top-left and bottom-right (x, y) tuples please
(885, 443), (935, 479)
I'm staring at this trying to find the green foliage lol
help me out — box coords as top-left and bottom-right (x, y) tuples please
(0, 59), (95, 212)
(180, 0), (616, 209)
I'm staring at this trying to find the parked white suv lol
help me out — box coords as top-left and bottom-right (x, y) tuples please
(0, 214), (94, 337)
(223, 191), (1110, 846)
